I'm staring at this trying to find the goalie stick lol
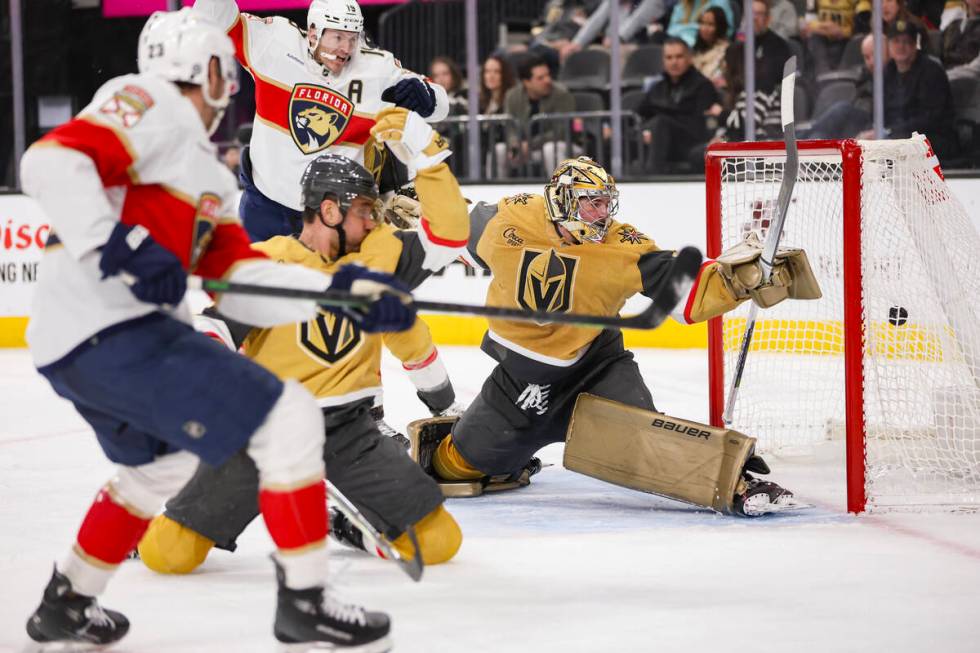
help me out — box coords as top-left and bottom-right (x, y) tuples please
(326, 480), (424, 582)
(722, 57), (800, 426)
(190, 246), (702, 331)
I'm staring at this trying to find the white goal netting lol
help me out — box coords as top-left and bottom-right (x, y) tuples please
(711, 136), (980, 511)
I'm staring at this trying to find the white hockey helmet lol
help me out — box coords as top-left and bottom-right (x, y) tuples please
(138, 8), (239, 130)
(308, 0), (364, 38)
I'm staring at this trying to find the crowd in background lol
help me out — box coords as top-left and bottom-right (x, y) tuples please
(403, 0), (980, 177)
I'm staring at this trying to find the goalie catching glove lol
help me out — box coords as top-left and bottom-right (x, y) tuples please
(371, 107), (451, 181)
(715, 231), (821, 309)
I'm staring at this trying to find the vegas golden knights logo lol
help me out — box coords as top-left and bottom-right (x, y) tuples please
(517, 248), (578, 314)
(289, 84), (354, 154)
(298, 310), (363, 365)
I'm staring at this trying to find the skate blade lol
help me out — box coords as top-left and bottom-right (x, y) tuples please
(20, 640), (112, 653)
(278, 635), (392, 653)
(745, 496), (813, 516)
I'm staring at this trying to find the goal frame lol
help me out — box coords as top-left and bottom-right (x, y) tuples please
(705, 138), (868, 513)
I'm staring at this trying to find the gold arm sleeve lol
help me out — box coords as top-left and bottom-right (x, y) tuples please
(382, 316), (437, 365)
(414, 162), (470, 245)
(686, 262), (748, 323)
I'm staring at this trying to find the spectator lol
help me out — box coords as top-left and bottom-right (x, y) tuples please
(637, 37), (722, 172)
(746, 0), (794, 94)
(802, 0), (872, 75)
(480, 55), (517, 114)
(855, 0), (907, 32)
(767, 0), (801, 39)
(693, 6), (731, 87)
(942, 0), (980, 67)
(805, 34), (885, 138)
(429, 55), (467, 115)
(558, 0), (670, 60)
(859, 19), (958, 158)
(668, 0), (736, 47)
(502, 54), (576, 175)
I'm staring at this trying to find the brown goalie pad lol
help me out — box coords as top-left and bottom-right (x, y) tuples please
(563, 394), (756, 514)
(407, 417), (538, 497)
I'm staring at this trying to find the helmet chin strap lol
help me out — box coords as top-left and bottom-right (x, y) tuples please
(318, 211), (348, 258)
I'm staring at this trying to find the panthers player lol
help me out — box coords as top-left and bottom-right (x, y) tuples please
(190, 0), (450, 241)
(137, 107), (470, 575)
(411, 157), (821, 517)
(21, 9), (408, 650)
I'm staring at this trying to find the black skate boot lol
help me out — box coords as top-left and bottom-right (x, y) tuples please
(370, 406), (410, 451)
(273, 560), (392, 653)
(328, 507), (366, 552)
(26, 565), (130, 647)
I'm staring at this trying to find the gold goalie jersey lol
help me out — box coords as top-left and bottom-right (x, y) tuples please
(469, 193), (747, 369)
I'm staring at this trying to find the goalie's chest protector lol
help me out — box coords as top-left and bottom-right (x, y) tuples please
(243, 229), (404, 407)
(477, 194), (660, 364)
(228, 14), (402, 210)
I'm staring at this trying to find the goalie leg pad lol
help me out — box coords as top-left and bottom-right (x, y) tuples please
(390, 505), (462, 564)
(564, 394), (756, 514)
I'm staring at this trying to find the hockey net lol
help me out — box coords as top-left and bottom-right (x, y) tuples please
(706, 135), (980, 512)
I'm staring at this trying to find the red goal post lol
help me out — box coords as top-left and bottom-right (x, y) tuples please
(705, 136), (980, 513)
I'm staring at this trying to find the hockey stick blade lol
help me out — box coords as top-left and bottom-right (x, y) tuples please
(192, 246), (701, 332)
(326, 481), (423, 582)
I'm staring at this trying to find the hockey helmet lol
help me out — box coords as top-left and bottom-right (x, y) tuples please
(544, 157), (619, 243)
(307, 0), (364, 69)
(301, 153), (379, 215)
(137, 8), (238, 132)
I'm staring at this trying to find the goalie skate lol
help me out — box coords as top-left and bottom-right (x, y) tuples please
(734, 474), (812, 516)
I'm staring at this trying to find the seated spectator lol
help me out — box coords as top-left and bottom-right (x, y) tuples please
(941, 0), (980, 66)
(531, 0), (597, 66)
(480, 55), (517, 114)
(693, 6), (731, 88)
(805, 34), (884, 138)
(948, 48), (980, 77)
(801, 0), (872, 75)
(746, 0), (794, 94)
(501, 54), (576, 176)
(638, 37), (722, 172)
(668, 0), (736, 47)
(855, 0), (906, 32)
(557, 0), (670, 60)
(862, 19), (958, 158)
(429, 55), (467, 115)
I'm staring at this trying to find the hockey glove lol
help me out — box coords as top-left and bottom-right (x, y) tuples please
(371, 107), (451, 180)
(329, 264), (416, 333)
(381, 78), (437, 117)
(99, 223), (186, 306)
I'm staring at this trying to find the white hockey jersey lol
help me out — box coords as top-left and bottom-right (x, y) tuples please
(21, 73), (263, 366)
(191, 0), (450, 211)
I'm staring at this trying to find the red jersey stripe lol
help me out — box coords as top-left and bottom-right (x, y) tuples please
(420, 217), (468, 248)
(42, 118), (135, 188)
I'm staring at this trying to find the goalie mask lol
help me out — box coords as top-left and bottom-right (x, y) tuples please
(307, 0), (364, 75)
(138, 8), (239, 135)
(301, 153), (380, 256)
(544, 157), (619, 244)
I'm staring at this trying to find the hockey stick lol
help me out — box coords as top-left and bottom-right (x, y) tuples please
(722, 57), (799, 426)
(190, 245), (702, 331)
(326, 480), (424, 582)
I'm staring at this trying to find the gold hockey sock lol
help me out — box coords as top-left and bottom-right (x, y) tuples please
(391, 504), (462, 564)
(138, 514), (215, 575)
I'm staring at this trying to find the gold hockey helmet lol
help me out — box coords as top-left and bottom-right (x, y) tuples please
(544, 156), (619, 243)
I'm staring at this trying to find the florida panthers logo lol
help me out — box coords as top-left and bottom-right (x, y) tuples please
(517, 248), (578, 315)
(190, 193), (220, 269)
(298, 309), (363, 365)
(289, 84), (353, 154)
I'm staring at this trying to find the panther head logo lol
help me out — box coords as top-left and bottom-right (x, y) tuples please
(288, 84), (353, 154)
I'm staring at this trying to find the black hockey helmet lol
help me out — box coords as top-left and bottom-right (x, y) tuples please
(300, 153), (379, 215)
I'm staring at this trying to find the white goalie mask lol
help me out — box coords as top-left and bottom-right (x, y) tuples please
(138, 8), (239, 135)
(307, 0), (364, 74)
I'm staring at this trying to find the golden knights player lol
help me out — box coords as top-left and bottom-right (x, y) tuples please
(412, 157), (821, 516)
(138, 108), (470, 573)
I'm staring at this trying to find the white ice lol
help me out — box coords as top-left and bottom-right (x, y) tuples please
(2, 346), (979, 653)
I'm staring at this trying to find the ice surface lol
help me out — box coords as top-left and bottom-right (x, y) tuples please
(2, 347), (979, 652)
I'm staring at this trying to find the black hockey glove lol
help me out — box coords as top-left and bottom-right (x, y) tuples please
(381, 78), (437, 118)
(99, 223), (186, 307)
(329, 264), (416, 333)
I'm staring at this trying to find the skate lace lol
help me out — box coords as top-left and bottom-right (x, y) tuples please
(83, 602), (115, 629)
(436, 401), (466, 417)
(375, 419), (402, 439)
(322, 592), (367, 626)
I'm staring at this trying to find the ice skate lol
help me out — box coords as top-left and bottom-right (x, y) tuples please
(274, 561), (392, 652)
(734, 473), (811, 516)
(328, 507), (366, 553)
(370, 407), (410, 451)
(25, 566), (129, 650)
